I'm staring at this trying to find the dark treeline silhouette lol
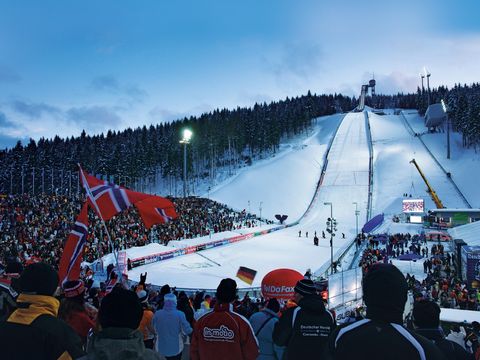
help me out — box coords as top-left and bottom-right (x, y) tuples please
(0, 92), (356, 194)
(367, 82), (480, 151)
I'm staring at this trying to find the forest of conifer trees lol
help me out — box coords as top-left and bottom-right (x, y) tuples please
(1, 83), (479, 196)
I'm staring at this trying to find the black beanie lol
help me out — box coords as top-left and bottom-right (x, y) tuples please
(266, 298), (280, 313)
(294, 279), (317, 296)
(412, 300), (440, 328)
(216, 278), (237, 303)
(99, 288), (143, 330)
(363, 263), (407, 323)
(20, 263), (59, 296)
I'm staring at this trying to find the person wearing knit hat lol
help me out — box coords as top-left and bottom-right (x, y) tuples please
(83, 287), (161, 359)
(153, 293), (192, 359)
(58, 279), (96, 345)
(0, 262), (85, 359)
(273, 278), (335, 359)
(328, 263), (446, 360)
(137, 289), (156, 349)
(249, 298), (284, 359)
(412, 300), (472, 359)
(191, 278), (259, 360)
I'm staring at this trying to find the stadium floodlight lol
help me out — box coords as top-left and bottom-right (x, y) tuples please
(441, 99), (447, 113)
(179, 128), (193, 198)
(324, 202), (336, 274)
(440, 100), (451, 160)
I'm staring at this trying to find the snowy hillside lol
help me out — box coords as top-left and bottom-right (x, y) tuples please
(128, 110), (478, 290)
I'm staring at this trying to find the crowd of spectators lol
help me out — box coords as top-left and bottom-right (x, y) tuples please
(0, 193), (268, 271)
(2, 260), (478, 359)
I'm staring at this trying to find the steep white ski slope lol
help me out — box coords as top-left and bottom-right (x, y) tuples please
(128, 112), (371, 289)
(369, 112), (466, 214)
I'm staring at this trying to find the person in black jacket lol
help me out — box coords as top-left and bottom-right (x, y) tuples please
(412, 299), (473, 360)
(0, 262), (85, 360)
(273, 279), (336, 359)
(328, 263), (446, 360)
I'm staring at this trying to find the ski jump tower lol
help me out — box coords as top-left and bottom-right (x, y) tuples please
(357, 77), (376, 111)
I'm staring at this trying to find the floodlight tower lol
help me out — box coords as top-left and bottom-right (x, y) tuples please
(425, 67), (431, 106)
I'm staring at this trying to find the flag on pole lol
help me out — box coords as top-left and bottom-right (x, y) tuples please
(79, 165), (177, 228)
(79, 167), (151, 221)
(135, 195), (178, 229)
(236, 266), (257, 285)
(58, 202), (89, 284)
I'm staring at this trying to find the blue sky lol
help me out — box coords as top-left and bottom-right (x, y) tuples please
(0, 0), (479, 148)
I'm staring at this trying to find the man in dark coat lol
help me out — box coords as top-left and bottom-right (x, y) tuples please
(412, 299), (473, 359)
(0, 262), (85, 360)
(273, 279), (335, 359)
(327, 263), (447, 360)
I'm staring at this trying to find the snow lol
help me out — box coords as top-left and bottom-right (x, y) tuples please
(126, 110), (479, 291)
(449, 220), (480, 245)
(440, 308), (480, 324)
(403, 112), (480, 207)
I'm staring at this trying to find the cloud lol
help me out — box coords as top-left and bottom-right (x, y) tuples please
(0, 65), (21, 83)
(266, 43), (323, 80)
(91, 75), (120, 92)
(149, 103), (213, 123)
(0, 111), (17, 128)
(11, 100), (60, 118)
(90, 75), (148, 102)
(365, 72), (419, 94)
(67, 105), (122, 129)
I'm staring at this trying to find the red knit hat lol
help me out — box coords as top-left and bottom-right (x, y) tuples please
(63, 280), (85, 298)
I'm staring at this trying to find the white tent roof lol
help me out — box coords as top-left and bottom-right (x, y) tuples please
(448, 220), (480, 245)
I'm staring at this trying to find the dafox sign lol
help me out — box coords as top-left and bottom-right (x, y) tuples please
(261, 268), (304, 301)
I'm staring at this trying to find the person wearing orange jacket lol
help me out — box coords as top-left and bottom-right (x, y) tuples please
(190, 278), (259, 360)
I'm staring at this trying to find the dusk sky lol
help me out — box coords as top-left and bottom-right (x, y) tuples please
(1, 0), (479, 148)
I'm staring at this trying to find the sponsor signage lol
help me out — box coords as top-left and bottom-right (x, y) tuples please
(261, 268), (304, 300)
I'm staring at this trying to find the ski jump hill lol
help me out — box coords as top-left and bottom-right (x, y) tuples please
(112, 109), (476, 291)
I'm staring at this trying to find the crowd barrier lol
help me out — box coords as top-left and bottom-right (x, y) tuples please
(129, 225), (287, 269)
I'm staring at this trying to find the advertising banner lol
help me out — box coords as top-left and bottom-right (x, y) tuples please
(402, 199), (424, 213)
(261, 268), (304, 301)
(461, 246), (480, 288)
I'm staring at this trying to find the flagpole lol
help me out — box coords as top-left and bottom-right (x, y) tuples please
(78, 164), (123, 284)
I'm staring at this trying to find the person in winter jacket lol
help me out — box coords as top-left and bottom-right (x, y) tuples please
(0, 262), (85, 360)
(137, 290), (156, 349)
(328, 263), (446, 360)
(59, 280), (96, 344)
(412, 299), (472, 359)
(81, 287), (161, 360)
(190, 278), (259, 360)
(0, 260), (22, 321)
(152, 293), (192, 359)
(249, 298), (284, 360)
(273, 279), (335, 359)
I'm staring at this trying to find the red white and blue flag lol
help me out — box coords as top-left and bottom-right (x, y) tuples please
(79, 166), (177, 227)
(135, 195), (178, 228)
(58, 202), (89, 284)
(79, 167), (150, 221)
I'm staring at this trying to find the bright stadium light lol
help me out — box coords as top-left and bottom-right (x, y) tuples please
(180, 128), (193, 197)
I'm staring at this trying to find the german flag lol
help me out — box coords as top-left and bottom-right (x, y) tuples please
(236, 266), (257, 285)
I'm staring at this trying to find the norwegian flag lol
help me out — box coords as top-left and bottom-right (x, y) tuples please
(58, 202), (89, 284)
(135, 195), (178, 229)
(79, 167), (150, 221)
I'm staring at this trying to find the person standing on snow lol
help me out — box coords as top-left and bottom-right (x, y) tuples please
(190, 278), (259, 360)
(153, 293), (192, 360)
(273, 279), (335, 359)
(328, 263), (446, 359)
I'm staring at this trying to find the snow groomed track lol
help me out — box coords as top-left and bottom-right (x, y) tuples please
(127, 112), (372, 290)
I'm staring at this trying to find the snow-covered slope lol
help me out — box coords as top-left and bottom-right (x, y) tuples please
(128, 110), (478, 290)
